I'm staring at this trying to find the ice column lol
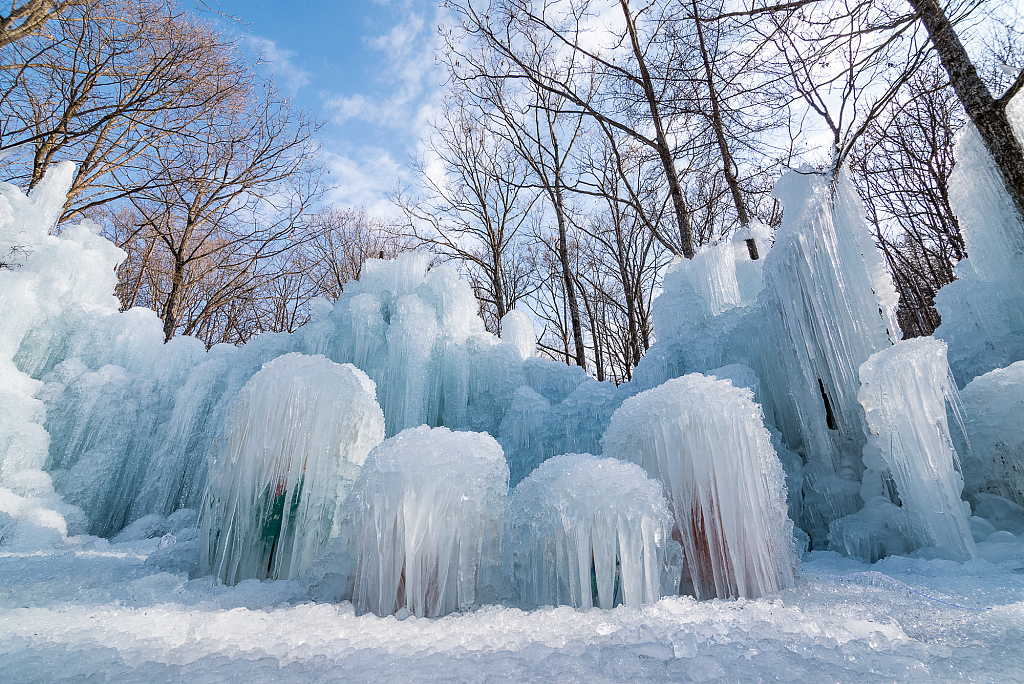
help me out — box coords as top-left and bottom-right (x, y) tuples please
(199, 353), (384, 585)
(934, 95), (1024, 384)
(856, 338), (976, 560)
(602, 374), (796, 600)
(339, 426), (509, 617)
(509, 453), (669, 609)
(757, 169), (899, 543)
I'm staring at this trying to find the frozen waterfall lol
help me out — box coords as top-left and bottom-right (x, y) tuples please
(199, 354), (384, 584)
(602, 374), (796, 600)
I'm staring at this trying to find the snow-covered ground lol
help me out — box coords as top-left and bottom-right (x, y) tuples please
(2, 534), (1023, 683)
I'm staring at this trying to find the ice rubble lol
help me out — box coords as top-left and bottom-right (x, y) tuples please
(315, 426), (509, 618)
(200, 354), (385, 585)
(602, 374), (796, 600)
(509, 453), (670, 609)
(831, 338), (975, 561)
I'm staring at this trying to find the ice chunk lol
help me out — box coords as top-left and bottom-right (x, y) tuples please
(331, 426), (509, 617)
(199, 353), (384, 585)
(500, 309), (536, 359)
(509, 453), (670, 609)
(855, 338), (975, 561)
(957, 360), (1024, 508)
(601, 374), (796, 599)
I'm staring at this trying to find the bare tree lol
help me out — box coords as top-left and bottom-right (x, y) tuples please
(445, 0), (698, 258)
(396, 95), (538, 334)
(0, 0), (249, 222)
(0, 0), (83, 49)
(120, 85), (321, 343)
(906, 0), (1024, 224)
(850, 63), (966, 337)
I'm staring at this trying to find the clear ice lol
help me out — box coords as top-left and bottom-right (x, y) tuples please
(199, 353), (384, 584)
(601, 374), (796, 599)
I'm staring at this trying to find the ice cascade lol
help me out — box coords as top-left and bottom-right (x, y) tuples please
(327, 426), (508, 617)
(837, 338), (976, 561)
(601, 374), (796, 600)
(199, 353), (385, 584)
(509, 453), (670, 609)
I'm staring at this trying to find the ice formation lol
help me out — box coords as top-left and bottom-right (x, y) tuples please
(509, 453), (670, 609)
(601, 374), (796, 600)
(755, 170), (900, 543)
(324, 426), (509, 617)
(957, 360), (1024, 508)
(835, 338), (975, 561)
(0, 163), (617, 541)
(934, 96), (1024, 385)
(199, 354), (384, 584)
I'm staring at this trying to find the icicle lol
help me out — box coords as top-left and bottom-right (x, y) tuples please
(602, 374), (796, 600)
(199, 353), (384, 585)
(509, 453), (669, 609)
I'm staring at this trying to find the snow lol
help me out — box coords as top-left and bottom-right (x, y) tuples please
(602, 374), (796, 600)
(199, 354), (384, 585)
(3, 538), (1024, 682)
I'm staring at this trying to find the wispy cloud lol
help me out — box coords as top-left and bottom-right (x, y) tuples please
(243, 35), (312, 95)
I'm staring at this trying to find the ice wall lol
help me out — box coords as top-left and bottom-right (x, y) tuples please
(602, 374), (796, 600)
(838, 338), (975, 561)
(329, 426), (509, 617)
(509, 453), (669, 609)
(199, 354), (384, 585)
(0, 162), (616, 539)
(934, 96), (1024, 385)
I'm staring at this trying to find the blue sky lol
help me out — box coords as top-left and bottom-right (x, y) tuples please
(206, 0), (448, 216)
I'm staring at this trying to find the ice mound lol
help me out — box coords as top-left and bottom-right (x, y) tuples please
(326, 426), (509, 617)
(199, 354), (384, 585)
(509, 453), (670, 609)
(846, 338), (975, 561)
(957, 360), (1024, 508)
(602, 374), (796, 599)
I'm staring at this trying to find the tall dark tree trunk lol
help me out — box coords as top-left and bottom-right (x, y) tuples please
(692, 0), (750, 231)
(907, 0), (1024, 223)
(620, 0), (695, 258)
(163, 257), (185, 343)
(550, 129), (587, 370)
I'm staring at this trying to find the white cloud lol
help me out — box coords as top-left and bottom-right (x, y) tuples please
(321, 147), (407, 218)
(243, 35), (312, 95)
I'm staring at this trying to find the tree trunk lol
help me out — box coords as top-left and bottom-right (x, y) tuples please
(554, 185), (587, 370)
(907, 0), (1024, 224)
(620, 0), (695, 258)
(163, 257), (185, 343)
